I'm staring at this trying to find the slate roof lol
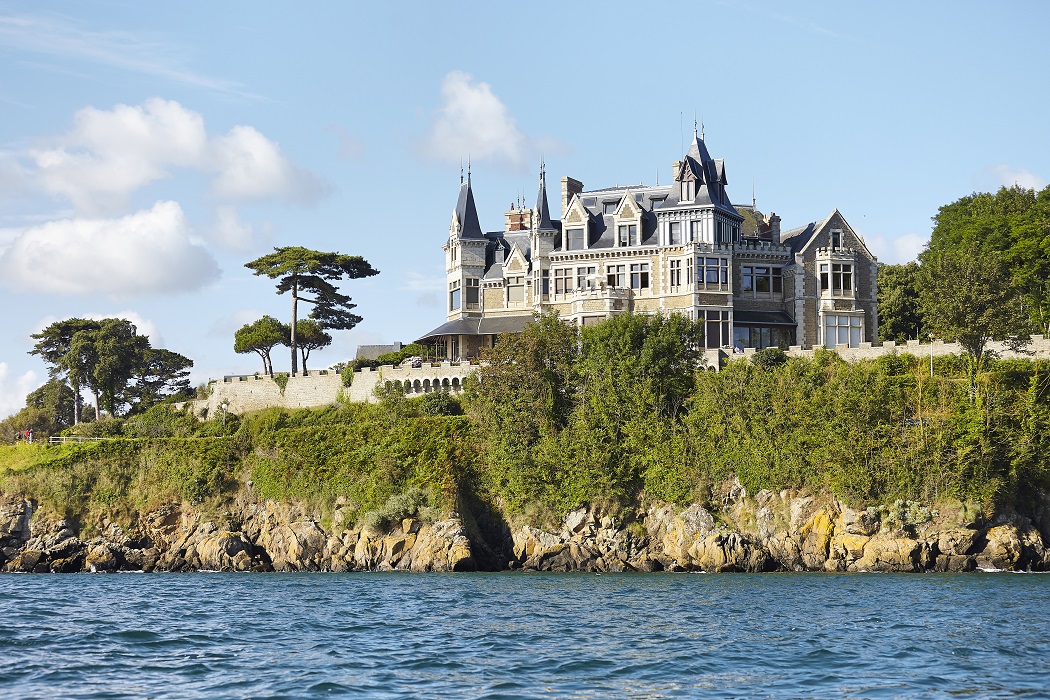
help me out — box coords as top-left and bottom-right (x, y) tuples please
(535, 163), (556, 232)
(454, 175), (485, 239)
(416, 315), (534, 342)
(658, 133), (742, 218)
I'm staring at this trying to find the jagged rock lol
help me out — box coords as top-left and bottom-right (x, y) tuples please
(976, 524), (1023, 570)
(799, 508), (836, 569)
(194, 531), (253, 571)
(849, 535), (919, 572)
(85, 543), (120, 572)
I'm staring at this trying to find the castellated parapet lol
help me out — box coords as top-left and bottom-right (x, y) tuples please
(191, 362), (478, 418)
(190, 336), (1050, 417)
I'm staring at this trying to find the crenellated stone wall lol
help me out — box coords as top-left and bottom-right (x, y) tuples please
(189, 336), (1050, 417)
(191, 362), (479, 417)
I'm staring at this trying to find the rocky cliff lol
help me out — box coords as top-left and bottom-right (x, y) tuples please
(0, 494), (474, 574)
(3, 484), (1048, 573)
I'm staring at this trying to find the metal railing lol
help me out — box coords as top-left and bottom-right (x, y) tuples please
(47, 436), (111, 445)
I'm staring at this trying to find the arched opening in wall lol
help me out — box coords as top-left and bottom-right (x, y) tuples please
(452, 377), (461, 391)
(413, 379), (422, 393)
(442, 378), (450, 390)
(423, 378), (432, 393)
(393, 380), (404, 393)
(385, 381), (393, 392)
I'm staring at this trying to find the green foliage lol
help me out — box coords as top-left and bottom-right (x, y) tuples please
(878, 262), (924, 342)
(751, 347), (788, 370)
(420, 391), (462, 416)
(234, 315), (287, 375)
(926, 184), (1050, 335)
(245, 246), (379, 375)
(272, 373), (290, 395)
(360, 487), (435, 532)
(344, 344), (427, 382)
(918, 246), (1031, 377)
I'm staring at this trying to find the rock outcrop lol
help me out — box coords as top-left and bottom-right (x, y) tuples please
(0, 494), (476, 574)
(3, 485), (1049, 574)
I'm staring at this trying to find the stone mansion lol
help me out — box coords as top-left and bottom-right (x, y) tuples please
(418, 131), (878, 359)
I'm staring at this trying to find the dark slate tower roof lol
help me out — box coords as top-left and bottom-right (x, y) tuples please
(454, 171), (485, 239)
(663, 130), (741, 219)
(535, 160), (556, 232)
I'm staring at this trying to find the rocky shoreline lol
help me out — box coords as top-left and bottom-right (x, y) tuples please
(3, 485), (1049, 574)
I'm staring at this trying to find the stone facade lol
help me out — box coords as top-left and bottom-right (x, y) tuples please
(420, 132), (879, 356)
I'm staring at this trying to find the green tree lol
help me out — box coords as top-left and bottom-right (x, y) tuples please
(128, 348), (194, 411)
(92, 318), (151, 416)
(918, 247), (1030, 378)
(878, 262), (924, 342)
(244, 247), (379, 376)
(926, 185), (1050, 335)
(234, 315), (287, 375)
(30, 318), (100, 424)
(292, 319), (332, 374)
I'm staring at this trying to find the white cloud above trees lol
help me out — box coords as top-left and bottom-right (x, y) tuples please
(989, 165), (1046, 191)
(423, 71), (560, 171)
(0, 362), (38, 420)
(25, 98), (326, 215)
(0, 201), (219, 297)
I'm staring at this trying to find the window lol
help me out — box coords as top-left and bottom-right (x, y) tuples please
(607, 264), (626, 288)
(686, 257), (694, 286)
(698, 257), (730, 290)
(669, 221), (682, 245)
(630, 263), (650, 290)
(567, 228), (585, 251)
(508, 276), (525, 304)
(690, 220), (702, 243)
(831, 230), (841, 249)
(465, 278), (480, 308)
(604, 200), (619, 215)
(617, 224), (636, 247)
(824, 314), (863, 349)
(451, 246), (457, 262)
(449, 280), (461, 311)
(553, 268), (571, 295)
(822, 263), (852, 294)
(541, 269), (549, 297)
(682, 180), (695, 200)
(669, 259), (683, 288)
(700, 309), (731, 349)
(740, 266), (781, 296)
(576, 265), (597, 289)
(650, 197), (665, 210)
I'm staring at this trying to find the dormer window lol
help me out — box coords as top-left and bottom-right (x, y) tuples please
(681, 180), (695, 201)
(617, 224), (637, 247)
(603, 200), (619, 215)
(567, 228), (585, 251)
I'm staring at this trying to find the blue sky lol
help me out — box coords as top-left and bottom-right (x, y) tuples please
(1, 1), (1048, 417)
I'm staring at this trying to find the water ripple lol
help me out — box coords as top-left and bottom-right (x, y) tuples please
(1, 572), (1049, 699)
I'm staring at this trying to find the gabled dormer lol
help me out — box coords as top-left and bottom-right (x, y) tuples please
(561, 194), (590, 252)
(614, 189), (643, 247)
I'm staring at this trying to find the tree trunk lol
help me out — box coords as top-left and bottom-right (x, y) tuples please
(301, 347), (309, 374)
(290, 273), (299, 377)
(72, 375), (81, 425)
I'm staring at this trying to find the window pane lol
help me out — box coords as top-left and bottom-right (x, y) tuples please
(851, 317), (862, 327)
(706, 321), (720, 348)
(838, 326), (849, 345)
(850, 327), (862, 347)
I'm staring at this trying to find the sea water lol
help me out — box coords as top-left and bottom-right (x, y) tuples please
(1, 572), (1048, 699)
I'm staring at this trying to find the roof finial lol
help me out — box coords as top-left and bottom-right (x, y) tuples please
(701, 118), (705, 141)
(467, 156), (471, 183)
(752, 176), (756, 210)
(460, 159), (464, 184)
(693, 113), (697, 139)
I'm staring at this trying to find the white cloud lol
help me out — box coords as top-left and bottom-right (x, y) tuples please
(423, 71), (538, 171)
(30, 98), (207, 215)
(20, 98), (326, 215)
(865, 231), (928, 264)
(210, 125), (326, 203)
(211, 206), (254, 251)
(989, 165), (1046, 191)
(327, 124), (365, 161)
(0, 363), (38, 419)
(0, 200), (220, 297)
(207, 308), (268, 339)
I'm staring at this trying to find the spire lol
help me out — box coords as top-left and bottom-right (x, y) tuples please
(535, 158), (555, 232)
(454, 167), (484, 239)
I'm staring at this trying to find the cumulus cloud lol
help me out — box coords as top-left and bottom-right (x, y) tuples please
(210, 125), (326, 202)
(989, 165), (1046, 191)
(0, 200), (219, 297)
(21, 98), (326, 216)
(0, 363), (38, 419)
(865, 231), (929, 265)
(211, 205), (254, 251)
(424, 71), (548, 171)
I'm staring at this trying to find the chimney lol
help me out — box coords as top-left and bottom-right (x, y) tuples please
(493, 243), (505, 266)
(504, 203), (532, 232)
(769, 213), (782, 244)
(561, 176), (583, 218)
